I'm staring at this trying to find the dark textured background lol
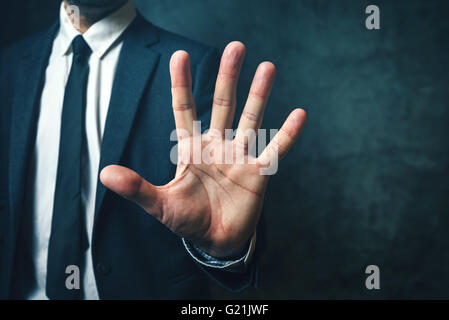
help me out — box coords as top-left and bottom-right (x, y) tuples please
(1, 0), (448, 299)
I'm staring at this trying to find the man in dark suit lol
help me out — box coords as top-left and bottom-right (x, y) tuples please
(0, 0), (306, 299)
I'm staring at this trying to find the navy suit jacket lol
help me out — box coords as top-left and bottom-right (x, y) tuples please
(0, 14), (258, 299)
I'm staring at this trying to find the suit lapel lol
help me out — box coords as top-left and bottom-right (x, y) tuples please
(8, 22), (59, 238)
(94, 16), (160, 221)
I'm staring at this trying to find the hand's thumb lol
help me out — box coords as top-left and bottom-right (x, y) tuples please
(100, 165), (162, 218)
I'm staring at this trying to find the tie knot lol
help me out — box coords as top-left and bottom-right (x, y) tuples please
(72, 35), (92, 63)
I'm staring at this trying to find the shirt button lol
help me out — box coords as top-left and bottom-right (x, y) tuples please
(96, 262), (111, 276)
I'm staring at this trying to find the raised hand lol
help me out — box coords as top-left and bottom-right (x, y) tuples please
(100, 42), (307, 258)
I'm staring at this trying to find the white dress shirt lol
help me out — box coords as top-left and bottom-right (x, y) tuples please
(28, 1), (136, 300)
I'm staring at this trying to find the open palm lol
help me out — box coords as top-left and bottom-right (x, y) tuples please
(100, 42), (307, 258)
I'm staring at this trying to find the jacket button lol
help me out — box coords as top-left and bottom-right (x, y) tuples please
(96, 262), (111, 276)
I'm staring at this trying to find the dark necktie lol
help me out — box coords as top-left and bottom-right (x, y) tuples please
(46, 35), (92, 300)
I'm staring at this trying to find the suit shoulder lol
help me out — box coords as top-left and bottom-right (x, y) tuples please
(1, 22), (57, 63)
(136, 16), (219, 64)
(156, 26), (216, 55)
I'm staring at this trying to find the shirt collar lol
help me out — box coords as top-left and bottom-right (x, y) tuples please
(59, 0), (136, 59)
